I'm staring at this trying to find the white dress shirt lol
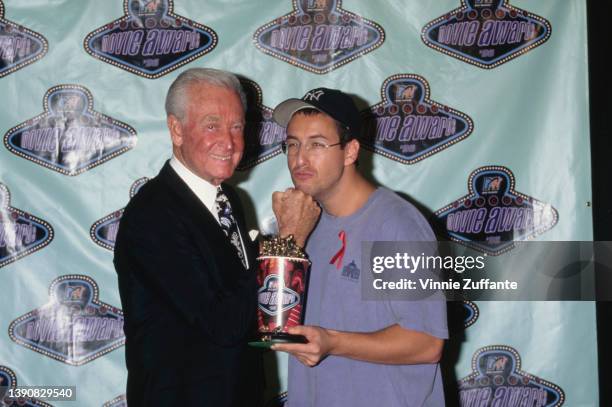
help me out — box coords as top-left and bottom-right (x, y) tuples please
(170, 156), (219, 222)
(169, 156), (249, 268)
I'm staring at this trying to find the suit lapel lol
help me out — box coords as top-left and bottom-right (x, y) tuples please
(158, 162), (251, 282)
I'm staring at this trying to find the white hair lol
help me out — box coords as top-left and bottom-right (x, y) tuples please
(165, 68), (247, 122)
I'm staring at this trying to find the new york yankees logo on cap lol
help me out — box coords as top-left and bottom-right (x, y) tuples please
(272, 87), (362, 138)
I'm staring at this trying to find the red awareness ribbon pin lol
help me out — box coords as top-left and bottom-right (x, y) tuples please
(329, 230), (346, 270)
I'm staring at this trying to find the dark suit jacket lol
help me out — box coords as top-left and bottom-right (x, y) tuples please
(114, 162), (262, 406)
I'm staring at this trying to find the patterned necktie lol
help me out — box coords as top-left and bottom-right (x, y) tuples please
(215, 187), (247, 269)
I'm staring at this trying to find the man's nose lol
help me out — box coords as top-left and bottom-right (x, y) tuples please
(294, 143), (309, 166)
(217, 126), (234, 150)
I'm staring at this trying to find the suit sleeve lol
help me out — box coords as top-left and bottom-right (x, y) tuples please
(114, 205), (257, 347)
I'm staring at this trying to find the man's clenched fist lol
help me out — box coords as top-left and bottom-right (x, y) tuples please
(272, 188), (321, 247)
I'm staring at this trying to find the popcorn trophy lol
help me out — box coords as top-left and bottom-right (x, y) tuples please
(249, 235), (309, 348)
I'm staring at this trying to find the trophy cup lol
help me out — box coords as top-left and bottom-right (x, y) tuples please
(249, 235), (309, 348)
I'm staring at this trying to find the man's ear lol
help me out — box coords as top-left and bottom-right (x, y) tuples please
(167, 115), (183, 147)
(344, 139), (360, 166)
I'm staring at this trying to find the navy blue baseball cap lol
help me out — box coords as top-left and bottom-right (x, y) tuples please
(273, 87), (362, 138)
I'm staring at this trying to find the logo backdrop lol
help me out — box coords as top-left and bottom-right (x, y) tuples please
(0, 1), (595, 406)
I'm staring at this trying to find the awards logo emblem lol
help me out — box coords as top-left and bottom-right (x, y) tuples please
(84, 0), (217, 78)
(90, 177), (149, 251)
(435, 166), (558, 255)
(362, 74), (473, 164)
(9, 275), (125, 366)
(0, 183), (53, 269)
(4, 84), (137, 176)
(459, 345), (565, 406)
(422, 0), (551, 69)
(0, 366), (52, 406)
(254, 0), (384, 74)
(237, 79), (285, 170)
(0, 0), (48, 78)
(258, 274), (301, 316)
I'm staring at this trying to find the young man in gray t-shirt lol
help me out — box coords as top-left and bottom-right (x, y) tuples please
(271, 88), (448, 407)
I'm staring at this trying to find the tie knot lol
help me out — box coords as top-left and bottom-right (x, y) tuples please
(216, 187), (231, 216)
(216, 186), (227, 201)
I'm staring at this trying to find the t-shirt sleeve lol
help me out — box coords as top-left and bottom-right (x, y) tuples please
(380, 198), (449, 339)
(390, 296), (449, 339)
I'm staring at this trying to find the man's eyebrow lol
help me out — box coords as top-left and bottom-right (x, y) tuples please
(203, 115), (220, 121)
(285, 134), (328, 140)
(201, 115), (244, 124)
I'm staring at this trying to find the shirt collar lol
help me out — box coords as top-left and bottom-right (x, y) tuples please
(169, 155), (218, 219)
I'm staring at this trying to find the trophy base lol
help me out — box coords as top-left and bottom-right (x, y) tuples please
(248, 332), (308, 348)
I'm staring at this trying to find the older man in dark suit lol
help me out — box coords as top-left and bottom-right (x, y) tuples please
(113, 68), (318, 406)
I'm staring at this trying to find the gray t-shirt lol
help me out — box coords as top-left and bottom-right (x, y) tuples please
(287, 187), (448, 407)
